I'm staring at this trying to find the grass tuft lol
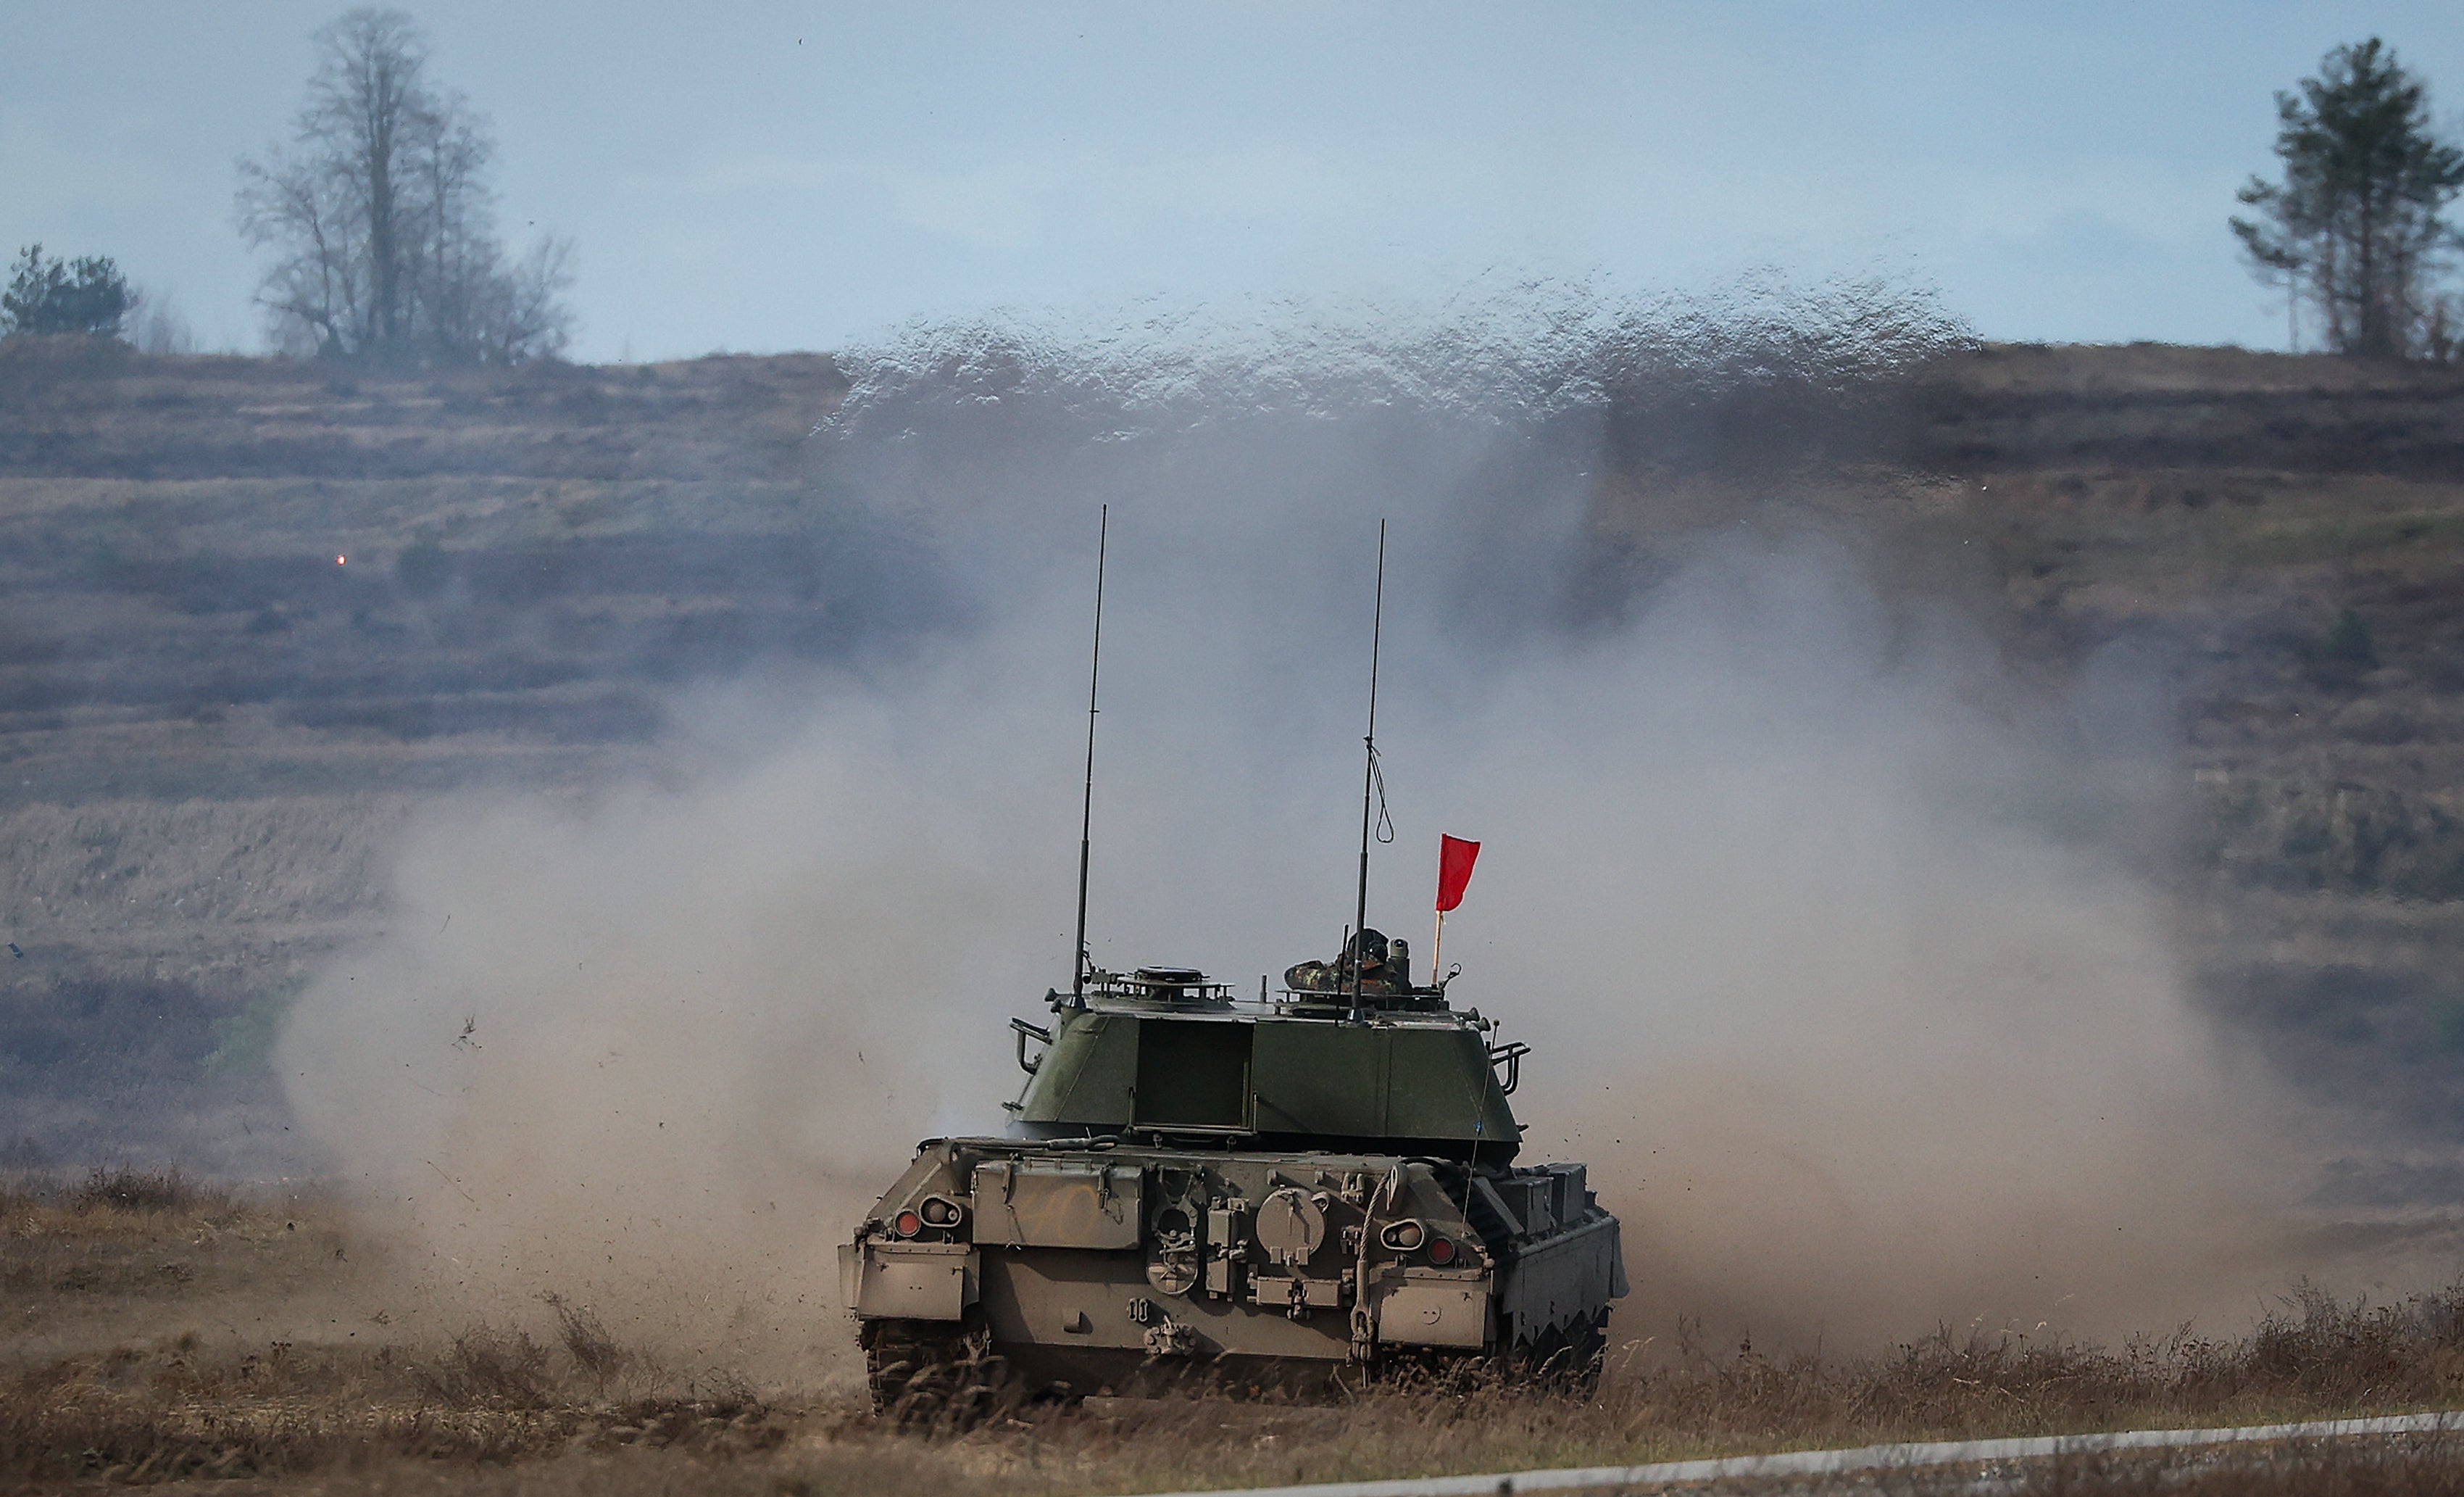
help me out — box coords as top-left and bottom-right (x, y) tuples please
(544, 1292), (630, 1384)
(64, 1165), (196, 1214)
(416, 1325), (558, 1409)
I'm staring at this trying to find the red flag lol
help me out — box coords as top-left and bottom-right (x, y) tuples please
(1436, 834), (1481, 913)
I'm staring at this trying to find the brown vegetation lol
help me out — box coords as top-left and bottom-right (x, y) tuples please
(7, 1178), (2464, 1494)
(0, 336), (848, 481)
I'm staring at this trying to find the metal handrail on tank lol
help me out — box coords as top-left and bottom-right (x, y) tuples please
(1011, 1016), (1053, 1074)
(1271, 984), (1454, 1016)
(1077, 966), (1236, 1008)
(1487, 1040), (1531, 1095)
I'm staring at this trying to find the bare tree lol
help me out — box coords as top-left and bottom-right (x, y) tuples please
(236, 7), (573, 364)
(128, 289), (198, 356)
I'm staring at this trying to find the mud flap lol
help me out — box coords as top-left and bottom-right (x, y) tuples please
(1374, 1277), (1490, 1348)
(846, 1240), (978, 1320)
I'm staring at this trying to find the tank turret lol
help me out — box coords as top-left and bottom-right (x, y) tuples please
(1010, 945), (1520, 1163)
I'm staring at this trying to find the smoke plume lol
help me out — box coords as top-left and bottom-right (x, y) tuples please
(277, 282), (2291, 1377)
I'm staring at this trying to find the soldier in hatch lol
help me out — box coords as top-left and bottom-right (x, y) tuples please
(1282, 927), (1413, 996)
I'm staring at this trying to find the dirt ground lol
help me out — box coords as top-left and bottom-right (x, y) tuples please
(9, 1170), (2464, 1496)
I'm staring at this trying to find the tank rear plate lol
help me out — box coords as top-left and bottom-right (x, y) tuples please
(978, 1251), (1354, 1361)
(973, 1158), (1144, 1249)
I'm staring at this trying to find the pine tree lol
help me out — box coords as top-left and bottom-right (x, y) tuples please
(1, 245), (134, 339)
(2233, 38), (2464, 359)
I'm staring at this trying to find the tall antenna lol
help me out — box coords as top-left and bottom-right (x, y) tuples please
(1071, 505), (1109, 1004)
(1349, 520), (1388, 1021)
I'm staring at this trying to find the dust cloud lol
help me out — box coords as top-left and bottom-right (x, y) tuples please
(276, 283), (2297, 1377)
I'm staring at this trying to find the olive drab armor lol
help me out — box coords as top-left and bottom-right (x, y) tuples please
(842, 955), (1628, 1411)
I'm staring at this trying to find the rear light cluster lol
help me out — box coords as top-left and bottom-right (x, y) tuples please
(1378, 1217), (1458, 1264)
(891, 1195), (966, 1238)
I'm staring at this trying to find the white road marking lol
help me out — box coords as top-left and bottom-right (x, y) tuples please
(1125, 1410), (2464, 1496)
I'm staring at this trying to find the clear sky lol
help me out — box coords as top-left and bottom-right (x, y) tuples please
(6, 2), (2461, 364)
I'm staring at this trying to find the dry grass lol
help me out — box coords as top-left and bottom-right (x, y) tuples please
(6, 1211), (2464, 1497)
(1, 1168), (259, 1303)
(0, 1335), (785, 1491)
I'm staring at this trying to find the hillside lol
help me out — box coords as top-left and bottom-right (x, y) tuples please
(0, 341), (924, 1168)
(1909, 347), (2464, 1151)
(1911, 344), (2464, 907)
(3, 336), (2463, 1175)
(1927, 347), (2464, 1161)
(1615, 342), (2464, 1158)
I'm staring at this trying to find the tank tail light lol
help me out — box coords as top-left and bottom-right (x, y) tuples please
(1379, 1219), (1427, 1251)
(893, 1209), (923, 1237)
(919, 1195), (965, 1228)
(1427, 1235), (1456, 1266)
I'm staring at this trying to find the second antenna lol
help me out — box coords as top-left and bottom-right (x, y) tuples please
(1070, 505), (1108, 1005)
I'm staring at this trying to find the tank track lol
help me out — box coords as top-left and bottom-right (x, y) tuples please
(860, 1306), (1609, 1428)
(1518, 1306), (1610, 1397)
(1378, 1308), (1610, 1397)
(859, 1315), (1018, 1429)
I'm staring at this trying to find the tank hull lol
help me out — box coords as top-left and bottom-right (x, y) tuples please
(845, 1137), (1626, 1406)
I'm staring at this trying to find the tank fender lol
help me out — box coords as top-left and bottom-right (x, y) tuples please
(841, 1239), (978, 1320)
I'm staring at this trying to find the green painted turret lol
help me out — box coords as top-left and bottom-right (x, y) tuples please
(1007, 938), (1526, 1164)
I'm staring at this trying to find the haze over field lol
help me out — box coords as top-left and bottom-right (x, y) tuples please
(235, 290), (2320, 1360)
(8, 284), (2464, 1385)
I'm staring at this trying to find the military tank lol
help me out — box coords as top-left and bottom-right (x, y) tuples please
(841, 513), (1624, 1412)
(841, 929), (1627, 1409)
